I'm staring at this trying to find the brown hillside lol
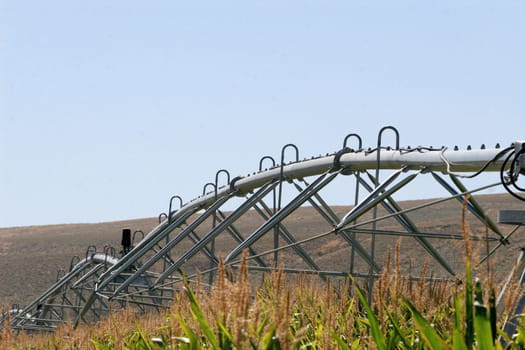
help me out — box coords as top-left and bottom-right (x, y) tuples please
(1, 193), (524, 308)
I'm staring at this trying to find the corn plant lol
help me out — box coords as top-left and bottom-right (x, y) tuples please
(5, 241), (525, 349)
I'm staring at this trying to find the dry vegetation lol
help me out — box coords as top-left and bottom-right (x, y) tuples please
(2, 254), (436, 349)
(0, 245), (523, 349)
(1, 193), (525, 348)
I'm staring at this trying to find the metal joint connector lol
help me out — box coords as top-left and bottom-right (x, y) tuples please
(514, 141), (525, 175)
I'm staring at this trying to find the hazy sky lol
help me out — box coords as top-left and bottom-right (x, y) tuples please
(1, 1), (524, 227)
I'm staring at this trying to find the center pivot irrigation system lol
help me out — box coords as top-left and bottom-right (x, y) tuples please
(2, 126), (525, 332)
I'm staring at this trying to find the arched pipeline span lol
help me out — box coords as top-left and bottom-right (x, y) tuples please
(6, 247), (162, 331)
(6, 252), (121, 331)
(5, 126), (525, 331)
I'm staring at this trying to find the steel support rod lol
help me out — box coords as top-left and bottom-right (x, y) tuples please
(292, 179), (380, 272)
(96, 208), (197, 286)
(337, 167), (414, 230)
(13, 253), (117, 329)
(215, 210), (269, 268)
(110, 193), (235, 296)
(251, 201), (324, 276)
(225, 171), (340, 263)
(360, 172), (455, 275)
(449, 174), (506, 241)
(115, 182), (278, 294)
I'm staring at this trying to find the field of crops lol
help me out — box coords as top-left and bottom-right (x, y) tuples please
(3, 230), (525, 350)
(2, 194), (525, 349)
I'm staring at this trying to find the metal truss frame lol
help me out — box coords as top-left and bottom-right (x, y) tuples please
(3, 126), (524, 331)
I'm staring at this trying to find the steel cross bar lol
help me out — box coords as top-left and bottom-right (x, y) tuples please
(343, 227), (499, 240)
(13, 254), (117, 329)
(430, 172), (507, 242)
(67, 281), (107, 324)
(71, 264), (107, 289)
(110, 193), (236, 296)
(148, 182), (286, 287)
(251, 199), (324, 275)
(449, 174), (506, 241)
(75, 201), (223, 325)
(181, 215), (268, 274)
(151, 243), (177, 266)
(214, 209), (269, 268)
(337, 182), (502, 239)
(95, 208), (198, 286)
(110, 182), (276, 297)
(236, 265), (381, 278)
(336, 167), (414, 230)
(292, 179), (381, 272)
(359, 172), (455, 275)
(186, 231), (221, 266)
(225, 171), (340, 263)
(61, 265), (110, 323)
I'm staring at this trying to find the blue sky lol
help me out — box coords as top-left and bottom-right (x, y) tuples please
(1, 1), (524, 227)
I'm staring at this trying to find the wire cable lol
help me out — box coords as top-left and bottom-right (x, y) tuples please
(509, 147), (525, 191)
(439, 145), (514, 179)
(500, 148), (525, 201)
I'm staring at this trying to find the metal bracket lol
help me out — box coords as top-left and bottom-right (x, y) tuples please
(202, 182), (216, 196)
(215, 169), (231, 194)
(499, 210), (525, 225)
(278, 144), (299, 210)
(168, 195), (183, 223)
(133, 230), (145, 245)
(158, 212), (167, 223)
(333, 133), (363, 173)
(259, 155), (276, 171)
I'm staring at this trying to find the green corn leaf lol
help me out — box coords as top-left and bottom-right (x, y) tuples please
(465, 261), (474, 349)
(474, 280), (494, 350)
(135, 329), (156, 350)
(474, 278), (484, 305)
(353, 280), (386, 350)
(182, 278), (220, 349)
(260, 324), (281, 350)
(449, 292), (468, 349)
(453, 294), (463, 333)
(350, 338), (361, 350)
(256, 312), (270, 338)
(452, 329), (468, 350)
(330, 330), (352, 350)
(404, 298), (448, 350)
(216, 318), (234, 349)
(176, 311), (199, 350)
(384, 304), (411, 349)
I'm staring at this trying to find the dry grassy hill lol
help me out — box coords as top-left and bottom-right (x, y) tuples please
(1, 193), (524, 308)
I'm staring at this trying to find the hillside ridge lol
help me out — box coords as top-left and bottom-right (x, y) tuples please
(1, 193), (524, 307)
